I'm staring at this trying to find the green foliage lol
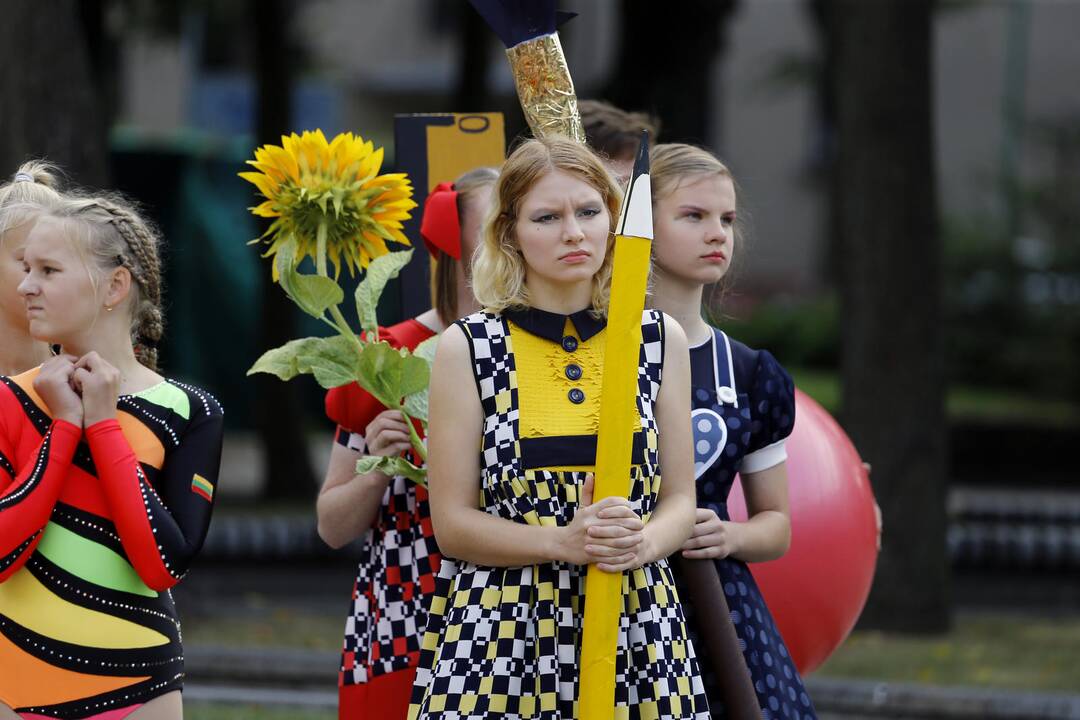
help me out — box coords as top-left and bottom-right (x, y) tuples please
(356, 455), (427, 486)
(247, 335), (360, 389)
(355, 341), (431, 419)
(942, 114), (1080, 403)
(943, 214), (1080, 403)
(413, 334), (439, 364)
(274, 239), (345, 319)
(818, 610), (1080, 692)
(250, 245), (432, 483)
(402, 335), (440, 421)
(355, 250), (414, 335)
(713, 295), (841, 370)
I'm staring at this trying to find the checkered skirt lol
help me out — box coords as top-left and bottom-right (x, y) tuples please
(408, 310), (710, 719)
(340, 472), (441, 685)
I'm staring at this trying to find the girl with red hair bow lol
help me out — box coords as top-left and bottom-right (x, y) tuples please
(317, 167), (497, 720)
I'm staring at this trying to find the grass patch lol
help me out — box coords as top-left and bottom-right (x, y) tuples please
(183, 604), (343, 652)
(183, 606), (1080, 694)
(815, 611), (1080, 692)
(789, 367), (1078, 428)
(187, 704), (334, 720)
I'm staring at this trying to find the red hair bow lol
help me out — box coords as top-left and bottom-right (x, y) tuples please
(420, 182), (461, 259)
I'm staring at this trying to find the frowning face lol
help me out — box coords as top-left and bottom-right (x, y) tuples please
(515, 169), (611, 294)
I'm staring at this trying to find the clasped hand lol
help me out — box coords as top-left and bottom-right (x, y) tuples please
(32, 352), (121, 428)
(560, 474), (647, 574)
(680, 507), (740, 560)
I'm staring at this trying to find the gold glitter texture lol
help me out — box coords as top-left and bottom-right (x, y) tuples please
(505, 33), (585, 142)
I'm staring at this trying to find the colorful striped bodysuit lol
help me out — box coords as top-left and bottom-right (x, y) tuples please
(0, 369), (223, 719)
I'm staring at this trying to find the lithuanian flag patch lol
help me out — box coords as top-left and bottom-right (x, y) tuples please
(191, 474), (214, 502)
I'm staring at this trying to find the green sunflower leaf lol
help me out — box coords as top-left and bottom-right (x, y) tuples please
(398, 352), (431, 398)
(276, 242), (344, 319)
(295, 334), (362, 388)
(402, 388), (429, 425)
(354, 455), (427, 485)
(354, 249), (414, 334)
(355, 341), (406, 408)
(412, 335), (439, 364)
(247, 335), (360, 389)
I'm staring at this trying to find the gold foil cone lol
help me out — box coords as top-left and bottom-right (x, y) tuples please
(506, 33), (585, 143)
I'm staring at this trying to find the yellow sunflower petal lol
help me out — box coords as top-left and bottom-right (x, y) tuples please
(244, 130), (415, 279)
(251, 200), (280, 218)
(239, 171), (280, 199)
(264, 144), (300, 183)
(357, 145), (383, 182)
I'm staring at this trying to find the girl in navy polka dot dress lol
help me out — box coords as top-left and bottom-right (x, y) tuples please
(648, 144), (818, 720)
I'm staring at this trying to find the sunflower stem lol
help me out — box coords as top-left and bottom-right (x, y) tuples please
(316, 220), (329, 278)
(313, 218), (362, 346)
(401, 408), (428, 463)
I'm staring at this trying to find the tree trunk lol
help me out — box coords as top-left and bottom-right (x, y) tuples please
(455, 2), (491, 112)
(0, 0), (108, 187)
(253, 0), (316, 501)
(831, 0), (950, 632)
(604, 0), (737, 145)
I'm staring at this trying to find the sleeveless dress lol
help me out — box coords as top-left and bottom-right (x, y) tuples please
(676, 328), (817, 720)
(0, 369), (223, 719)
(324, 318), (442, 720)
(408, 307), (710, 720)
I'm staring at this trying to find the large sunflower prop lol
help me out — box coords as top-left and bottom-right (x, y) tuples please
(242, 130), (430, 484)
(241, 129), (416, 280)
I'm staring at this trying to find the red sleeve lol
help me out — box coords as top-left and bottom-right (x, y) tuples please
(86, 403), (224, 592)
(324, 324), (405, 433)
(0, 386), (81, 582)
(325, 384), (390, 436)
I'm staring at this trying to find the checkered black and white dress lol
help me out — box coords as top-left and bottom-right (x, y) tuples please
(408, 309), (710, 720)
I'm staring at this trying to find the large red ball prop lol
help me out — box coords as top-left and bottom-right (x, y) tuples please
(727, 389), (879, 674)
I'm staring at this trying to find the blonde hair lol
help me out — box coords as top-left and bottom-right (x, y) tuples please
(431, 166), (500, 323)
(36, 194), (166, 370)
(651, 143), (735, 202)
(0, 161), (64, 244)
(472, 136), (623, 316)
(651, 143), (742, 245)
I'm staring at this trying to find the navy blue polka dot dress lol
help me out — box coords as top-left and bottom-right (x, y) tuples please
(675, 328), (818, 720)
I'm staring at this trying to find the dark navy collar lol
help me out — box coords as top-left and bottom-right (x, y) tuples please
(503, 306), (607, 342)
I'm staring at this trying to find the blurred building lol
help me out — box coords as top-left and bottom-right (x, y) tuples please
(116, 0), (1079, 299)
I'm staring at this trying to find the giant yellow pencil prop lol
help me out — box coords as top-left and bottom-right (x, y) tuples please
(580, 133), (652, 719)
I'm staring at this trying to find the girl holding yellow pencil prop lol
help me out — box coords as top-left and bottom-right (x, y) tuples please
(409, 136), (709, 720)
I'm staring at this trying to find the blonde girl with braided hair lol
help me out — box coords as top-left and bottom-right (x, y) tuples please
(0, 162), (64, 375)
(0, 194), (223, 720)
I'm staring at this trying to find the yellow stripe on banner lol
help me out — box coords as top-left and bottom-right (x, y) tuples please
(0, 567), (170, 649)
(426, 113), (506, 193)
(580, 234), (652, 720)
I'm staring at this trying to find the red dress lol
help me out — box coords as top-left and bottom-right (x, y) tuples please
(325, 319), (442, 720)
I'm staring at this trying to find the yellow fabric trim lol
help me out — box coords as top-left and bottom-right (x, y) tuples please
(510, 318), (635, 440)
(532, 464), (595, 473)
(0, 567), (170, 649)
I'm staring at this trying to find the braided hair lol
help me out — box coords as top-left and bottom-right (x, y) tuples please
(41, 194), (165, 370)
